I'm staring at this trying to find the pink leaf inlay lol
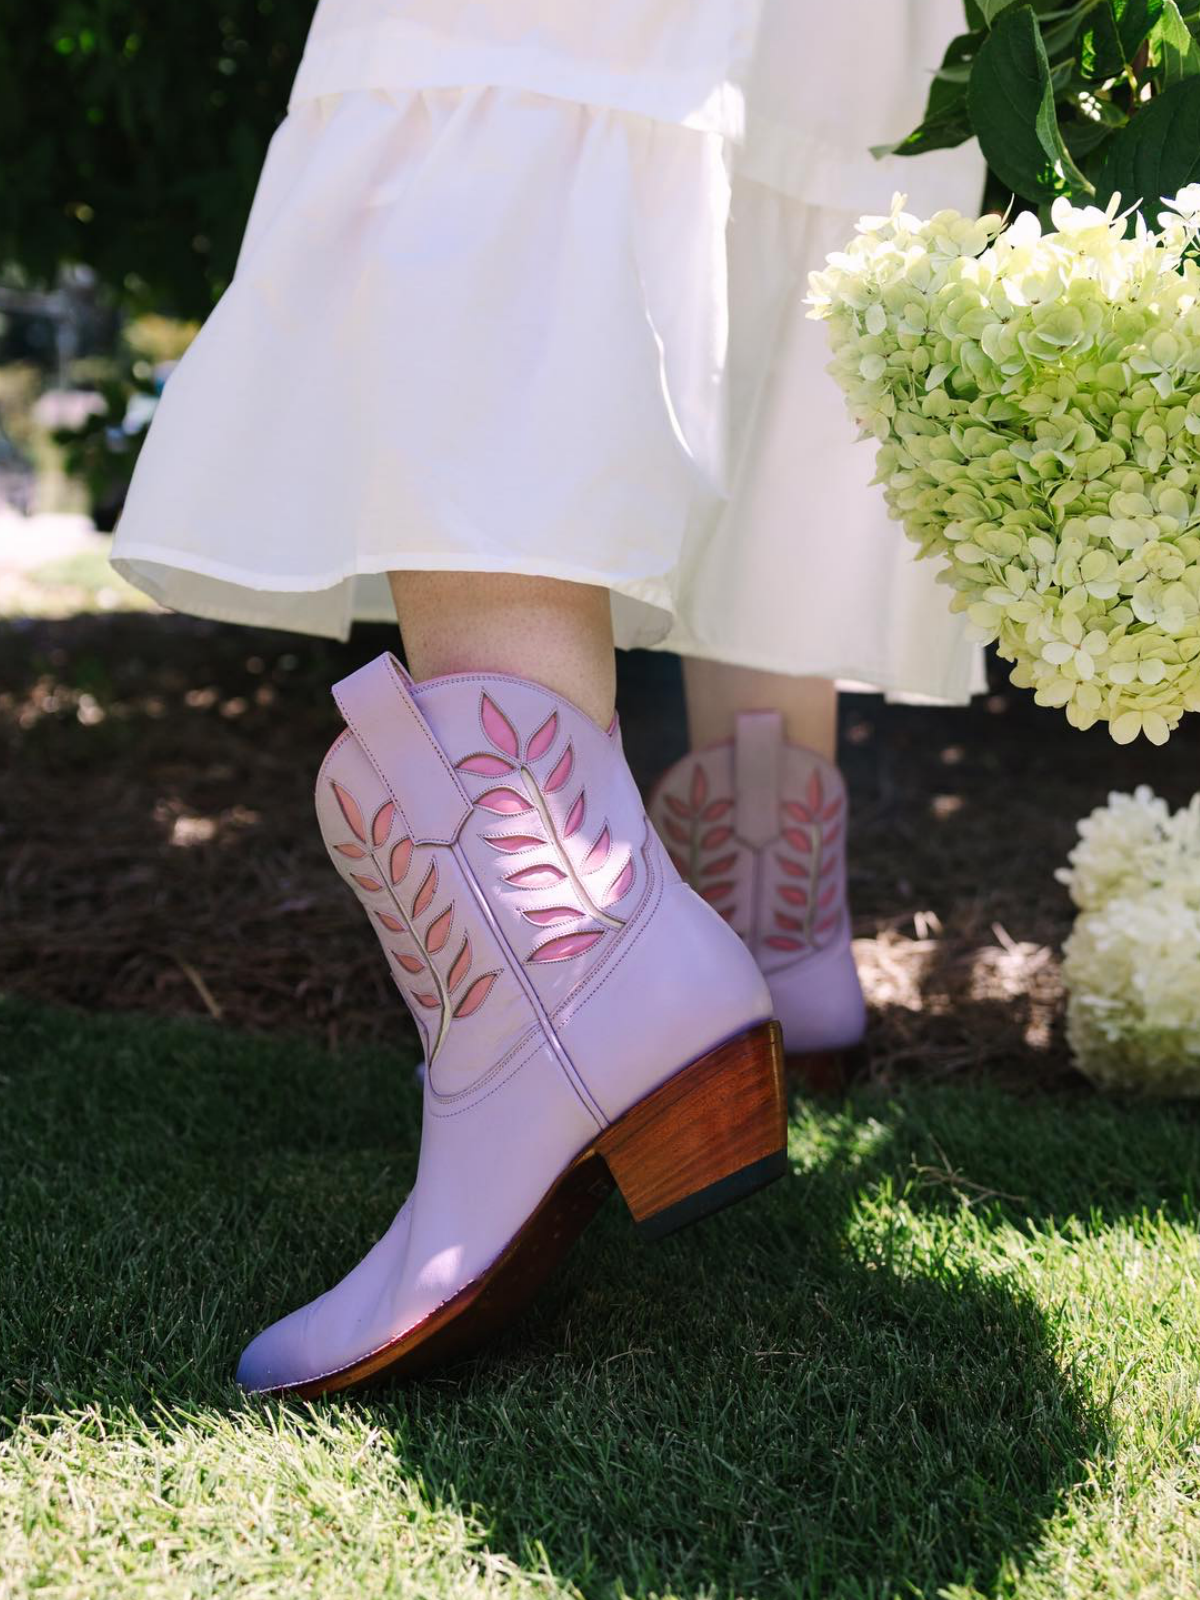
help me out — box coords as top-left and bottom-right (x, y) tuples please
(457, 753), (516, 777)
(476, 787), (534, 815)
(351, 874), (383, 892)
(823, 823), (843, 850)
(414, 992), (440, 1009)
(582, 826), (611, 874)
(664, 794), (691, 819)
(447, 936), (472, 992)
(454, 971), (499, 1018)
(702, 826), (733, 849)
(783, 801), (813, 825)
(822, 798), (843, 821)
(371, 801), (395, 847)
(545, 745), (574, 794)
(392, 950), (425, 975)
(784, 827), (813, 853)
(426, 905), (453, 953)
(413, 861), (438, 917)
(603, 856), (635, 907)
(690, 766), (708, 810)
(664, 819), (690, 845)
(775, 912), (804, 932)
(766, 935), (805, 952)
(701, 881), (735, 904)
(481, 694), (519, 758)
(703, 799), (733, 822)
(335, 842), (367, 859)
(526, 712), (558, 762)
(376, 912), (404, 931)
(505, 864), (567, 888)
(523, 906), (583, 927)
(485, 833), (543, 853)
(703, 853), (737, 877)
(529, 930), (604, 964)
(815, 914), (839, 936)
(780, 886), (808, 906)
(390, 838), (413, 885)
(807, 771), (824, 813)
(820, 853), (839, 876)
(818, 883), (838, 911)
(331, 782), (366, 843)
(563, 793), (585, 838)
(777, 854), (807, 878)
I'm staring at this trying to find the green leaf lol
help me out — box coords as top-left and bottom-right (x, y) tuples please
(969, 4), (1097, 199)
(1095, 74), (1200, 211)
(1112, 0), (1166, 56)
(1154, 0), (1200, 80)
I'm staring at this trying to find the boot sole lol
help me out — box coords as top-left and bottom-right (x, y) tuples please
(277, 1019), (786, 1399)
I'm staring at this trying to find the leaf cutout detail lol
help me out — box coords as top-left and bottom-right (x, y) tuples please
(426, 905), (453, 953)
(485, 833), (543, 853)
(335, 842), (367, 859)
(779, 886), (808, 906)
(806, 771), (823, 813)
(457, 753), (515, 776)
(702, 853), (737, 877)
(413, 861), (438, 917)
(664, 819), (690, 845)
(777, 854), (807, 878)
(822, 798), (843, 821)
(701, 826), (733, 849)
(582, 826), (611, 874)
(414, 992), (440, 1009)
(701, 881), (735, 904)
(523, 906), (583, 927)
(371, 801), (395, 847)
(690, 766), (708, 810)
(351, 874), (383, 892)
(815, 915), (839, 936)
(376, 912), (404, 931)
(454, 971), (498, 1018)
(526, 712), (558, 762)
(775, 912), (804, 932)
(824, 823), (843, 850)
(481, 694), (519, 757)
(529, 930), (605, 964)
(818, 883), (838, 911)
(505, 864), (567, 888)
(703, 799), (733, 821)
(331, 782), (367, 843)
(765, 935), (805, 952)
(392, 951), (425, 975)
(563, 793), (585, 838)
(476, 787), (534, 815)
(664, 794), (691, 819)
(390, 838), (413, 885)
(603, 856), (635, 907)
(447, 936), (472, 992)
(784, 827), (812, 853)
(783, 801), (812, 824)
(544, 744), (574, 794)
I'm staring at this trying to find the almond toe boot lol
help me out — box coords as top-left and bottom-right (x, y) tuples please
(236, 653), (785, 1397)
(648, 711), (866, 1075)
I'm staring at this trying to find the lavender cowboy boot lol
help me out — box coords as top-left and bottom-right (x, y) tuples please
(237, 654), (785, 1397)
(648, 711), (866, 1076)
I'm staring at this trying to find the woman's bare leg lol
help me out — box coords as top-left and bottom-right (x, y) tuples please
(682, 658), (837, 759)
(388, 572), (616, 730)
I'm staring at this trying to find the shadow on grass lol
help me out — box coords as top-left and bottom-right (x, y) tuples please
(6, 994), (1179, 1599)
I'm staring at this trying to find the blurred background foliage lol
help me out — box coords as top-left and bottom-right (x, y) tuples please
(0, 1), (308, 318)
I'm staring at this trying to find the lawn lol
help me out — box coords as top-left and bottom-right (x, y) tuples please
(3, 995), (1200, 1600)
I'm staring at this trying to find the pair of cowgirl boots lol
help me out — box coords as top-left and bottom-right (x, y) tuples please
(648, 711), (866, 1087)
(237, 653), (786, 1397)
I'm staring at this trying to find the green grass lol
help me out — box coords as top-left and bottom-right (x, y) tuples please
(3, 997), (1200, 1599)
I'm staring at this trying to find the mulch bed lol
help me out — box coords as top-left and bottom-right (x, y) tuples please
(3, 613), (1193, 1090)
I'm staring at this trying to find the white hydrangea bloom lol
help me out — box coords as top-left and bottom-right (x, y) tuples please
(808, 191), (1200, 743)
(1058, 787), (1200, 1094)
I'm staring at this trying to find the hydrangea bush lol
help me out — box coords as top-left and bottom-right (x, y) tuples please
(808, 189), (1200, 744)
(1058, 786), (1200, 1095)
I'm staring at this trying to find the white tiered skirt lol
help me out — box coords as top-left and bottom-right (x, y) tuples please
(111, 0), (988, 703)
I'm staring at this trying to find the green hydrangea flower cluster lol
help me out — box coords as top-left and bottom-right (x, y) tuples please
(808, 189), (1200, 744)
(1058, 787), (1200, 1095)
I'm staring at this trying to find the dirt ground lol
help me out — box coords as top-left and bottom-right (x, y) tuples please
(3, 612), (1194, 1091)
